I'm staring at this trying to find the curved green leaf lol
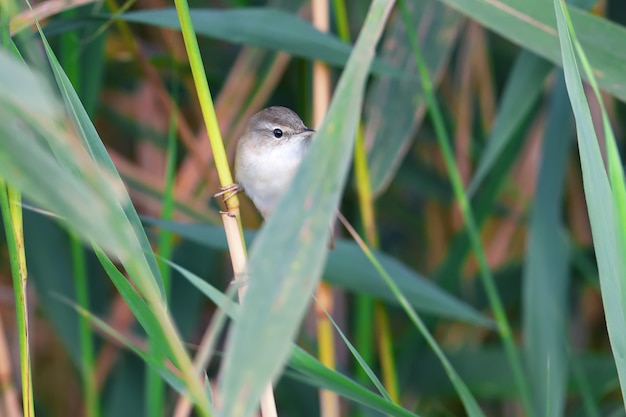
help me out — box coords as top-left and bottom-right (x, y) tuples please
(216, 2), (395, 416)
(365, 0), (462, 195)
(552, 0), (626, 406)
(288, 347), (418, 417)
(170, 260), (421, 417)
(141, 218), (494, 328)
(0, 41), (211, 414)
(522, 73), (573, 417)
(114, 8), (403, 78)
(437, 0), (626, 102)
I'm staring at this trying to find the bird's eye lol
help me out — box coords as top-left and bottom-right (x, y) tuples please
(273, 128), (283, 138)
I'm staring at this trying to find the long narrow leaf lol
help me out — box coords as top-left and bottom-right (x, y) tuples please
(438, 0), (626, 102)
(112, 8), (402, 78)
(552, 0), (626, 406)
(171, 257), (420, 417)
(217, 2), (395, 416)
(365, 0), (462, 195)
(141, 218), (494, 327)
(522, 73), (573, 417)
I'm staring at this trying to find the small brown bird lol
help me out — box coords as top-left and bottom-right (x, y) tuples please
(233, 106), (315, 218)
(216, 106), (334, 247)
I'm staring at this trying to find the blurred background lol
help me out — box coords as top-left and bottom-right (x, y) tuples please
(3, 0), (626, 416)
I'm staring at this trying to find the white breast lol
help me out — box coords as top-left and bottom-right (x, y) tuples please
(235, 137), (309, 218)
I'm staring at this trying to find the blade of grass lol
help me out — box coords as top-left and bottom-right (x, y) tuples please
(436, 0), (626, 103)
(337, 0), (399, 392)
(43, 43), (167, 301)
(433, 116), (531, 291)
(0, 308), (21, 417)
(468, 51), (553, 195)
(1, 16), (34, 416)
(54, 295), (188, 393)
(338, 213), (485, 417)
(169, 259), (238, 417)
(141, 218), (495, 327)
(352, 126), (378, 386)
(217, 1), (395, 415)
(146, 57), (180, 417)
(170, 257), (420, 417)
(94, 248), (172, 361)
(552, 0), (626, 407)
(156, 78), (179, 296)
(397, 0), (533, 414)
(311, 0), (340, 414)
(112, 8), (402, 79)
(571, 352), (602, 417)
(0, 182), (34, 417)
(167, 0), (272, 412)
(57, 17), (101, 417)
(365, 0), (462, 195)
(2, 18), (214, 417)
(287, 348), (419, 417)
(35, 23), (214, 415)
(374, 302), (398, 402)
(522, 72), (573, 417)
(313, 295), (391, 401)
(70, 234), (100, 417)
(331, 0), (350, 41)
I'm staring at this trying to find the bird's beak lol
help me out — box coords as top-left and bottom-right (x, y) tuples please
(291, 128), (315, 142)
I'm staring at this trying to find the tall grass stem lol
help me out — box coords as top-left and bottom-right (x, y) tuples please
(397, 0), (533, 414)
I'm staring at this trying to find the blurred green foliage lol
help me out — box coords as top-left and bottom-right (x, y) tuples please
(2, 0), (626, 416)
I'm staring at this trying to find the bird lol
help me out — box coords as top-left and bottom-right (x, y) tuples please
(216, 106), (336, 248)
(216, 106), (315, 218)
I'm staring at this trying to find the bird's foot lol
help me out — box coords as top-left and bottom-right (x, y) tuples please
(213, 183), (241, 202)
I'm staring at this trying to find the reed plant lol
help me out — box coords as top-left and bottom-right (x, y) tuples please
(1, 0), (626, 416)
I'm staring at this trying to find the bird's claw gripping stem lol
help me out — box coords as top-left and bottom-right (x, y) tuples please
(213, 183), (241, 202)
